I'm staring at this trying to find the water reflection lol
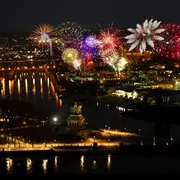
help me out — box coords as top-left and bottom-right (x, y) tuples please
(92, 159), (96, 169)
(26, 158), (32, 172)
(59, 99), (63, 107)
(2, 73), (180, 140)
(2, 78), (5, 98)
(9, 80), (13, 96)
(17, 79), (20, 98)
(47, 77), (50, 99)
(32, 78), (36, 97)
(40, 77), (43, 99)
(0, 155), (179, 173)
(80, 155), (85, 171)
(107, 154), (111, 171)
(54, 156), (58, 171)
(42, 159), (48, 173)
(153, 137), (156, 145)
(6, 158), (13, 172)
(25, 78), (28, 97)
(0, 72), (62, 108)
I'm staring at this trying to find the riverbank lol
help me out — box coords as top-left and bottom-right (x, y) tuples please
(122, 102), (180, 125)
(1, 144), (180, 157)
(70, 94), (137, 108)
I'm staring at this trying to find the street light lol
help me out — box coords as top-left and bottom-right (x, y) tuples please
(53, 117), (58, 122)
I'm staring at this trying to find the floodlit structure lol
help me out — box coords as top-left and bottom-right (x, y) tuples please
(67, 102), (85, 128)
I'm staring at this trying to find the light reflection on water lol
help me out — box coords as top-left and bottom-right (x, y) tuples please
(80, 155), (85, 171)
(42, 159), (48, 173)
(9, 80), (12, 96)
(6, 158), (13, 172)
(32, 77), (36, 97)
(0, 72), (62, 110)
(25, 78), (28, 98)
(1, 72), (180, 139)
(54, 156), (58, 171)
(1, 155), (180, 174)
(92, 159), (96, 169)
(107, 154), (111, 171)
(1, 78), (5, 97)
(26, 158), (32, 172)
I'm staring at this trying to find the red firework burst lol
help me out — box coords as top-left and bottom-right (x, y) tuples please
(97, 27), (122, 57)
(155, 24), (180, 60)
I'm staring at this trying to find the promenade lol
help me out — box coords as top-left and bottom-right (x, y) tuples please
(0, 128), (137, 152)
(0, 141), (120, 152)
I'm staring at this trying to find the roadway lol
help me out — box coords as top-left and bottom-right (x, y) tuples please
(0, 59), (60, 64)
(0, 66), (56, 72)
(0, 142), (121, 152)
(101, 129), (138, 137)
(0, 125), (40, 132)
(0, 127), (137, 151)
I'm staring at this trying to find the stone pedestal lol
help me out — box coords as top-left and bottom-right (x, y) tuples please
(67, 114), (85, 128)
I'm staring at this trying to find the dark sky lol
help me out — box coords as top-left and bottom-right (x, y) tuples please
(0, 0), (180, 32)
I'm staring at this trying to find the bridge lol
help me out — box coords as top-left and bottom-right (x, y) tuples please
(0, 58), (59, 74)
(0, 66), (56, 80)
(0, 65), (56, 72)
(0, 59), (60, 64)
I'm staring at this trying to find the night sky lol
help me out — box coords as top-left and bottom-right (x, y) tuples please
(0, 0), (180, 32)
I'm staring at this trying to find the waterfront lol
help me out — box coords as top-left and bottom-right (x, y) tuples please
(1, 72), (180, 140)
(1, 154), (180, 174)
(1, 0), (180, 174)
(0, 71), (180, 174)
(0, 72), (62, 112)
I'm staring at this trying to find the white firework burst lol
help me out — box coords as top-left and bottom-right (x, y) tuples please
(125, 19), (165, 54)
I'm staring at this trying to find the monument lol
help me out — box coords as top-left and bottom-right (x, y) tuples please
(67, 102), (86, 128)
(58, 102), (102, 141)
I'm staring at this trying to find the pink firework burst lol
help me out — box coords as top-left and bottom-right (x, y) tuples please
(155, 24), (180, 60)
(97, 27), (122, 57)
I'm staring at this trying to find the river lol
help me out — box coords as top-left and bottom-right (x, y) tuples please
(1, 72), (180, 174)
(1, 72), (180, 139)
(0, 72), (61, 110)
(0, 154), (180, 174)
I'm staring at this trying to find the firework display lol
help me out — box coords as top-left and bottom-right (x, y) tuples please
(81, 35), (98, 61)
(98, 27), (122, 58)
(32, 23), (56, 42)
(96, 26), (126, 73)
(117, 57), (128, 71)
(30, 19), (180, 73)
(84, 35), (97, 48)
(105, 52), (128, 73)
(62, 48), (79, 64)
(32, 23), (56, 56)
(33, 23), (56, 36)
(73, 59), (82, 70)
(57, 21), (85, 51)
(125, 19), (165, 54)
(155, 24), (180, 60)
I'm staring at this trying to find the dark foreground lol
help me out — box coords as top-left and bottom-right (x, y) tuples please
(1, 145), (180, 174)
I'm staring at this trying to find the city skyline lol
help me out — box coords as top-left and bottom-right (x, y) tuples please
(1, 0), (180, 175)
(0, 0), (180, 32)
